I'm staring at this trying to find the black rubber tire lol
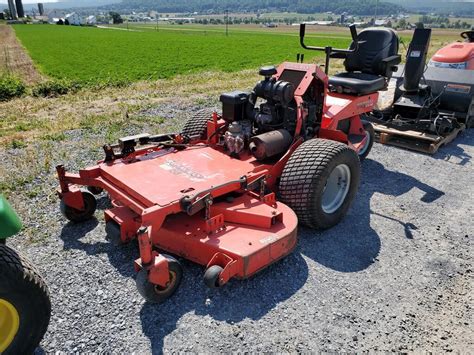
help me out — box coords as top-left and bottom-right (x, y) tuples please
(279, 139), (360, 229)
(0, 244), (51, 355)
(135, 254), (183, 303)
(87, 186), (103, 195)
(60, 190), (97, 223)
(105, 220), (122, 245)
(466, 99), (474, 128)
(359, 121), (375, 162)
(203, 265), (224, 289)
(181, 109), (214, 139)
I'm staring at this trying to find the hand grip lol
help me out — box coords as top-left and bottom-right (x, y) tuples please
(349, 24), (358, 42)
(300, 23), (306, 39)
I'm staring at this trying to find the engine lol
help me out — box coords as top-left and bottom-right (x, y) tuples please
(219, 66), (300, 160)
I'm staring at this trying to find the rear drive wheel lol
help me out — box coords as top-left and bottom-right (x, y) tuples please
(466, 99), (474, 128)
(358, 121), (375, 161)
(181, 109), (214, 139)
(279, 139), (360, 229)
(136, 255), (183, 303)
(60, 190), (97, 223)
(203, 265), (224, 289)
(0, 244), (51, 355)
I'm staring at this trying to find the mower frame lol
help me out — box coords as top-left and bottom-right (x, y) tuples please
(57, 29), (382, 301)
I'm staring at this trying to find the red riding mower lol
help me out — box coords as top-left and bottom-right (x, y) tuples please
(56, 25), (400, 302)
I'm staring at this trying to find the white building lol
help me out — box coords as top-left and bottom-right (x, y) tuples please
(86, 15), (96, 25)
(65, 12), (82, 26)
(47, 10), (65, 23)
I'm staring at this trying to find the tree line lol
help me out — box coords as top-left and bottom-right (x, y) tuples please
(120, 0), (403, 16)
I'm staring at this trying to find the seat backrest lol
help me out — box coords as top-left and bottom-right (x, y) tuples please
(344, 28), (399, 76)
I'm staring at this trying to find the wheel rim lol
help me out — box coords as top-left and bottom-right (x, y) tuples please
(0, 299), (20, 352)
(321, 164), (351, 214)
(153, 271), (176, 294)
(358, 130), (371, 156)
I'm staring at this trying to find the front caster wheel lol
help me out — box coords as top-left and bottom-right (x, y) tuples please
(135, 255), (183, 303)
(87, 186), (103, 195)
(203, 265), (224, 289)
(60, 190), (97, 223)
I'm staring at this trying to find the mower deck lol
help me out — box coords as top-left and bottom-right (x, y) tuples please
(99, 146), (262, 207)
(155, 195), (298, 279)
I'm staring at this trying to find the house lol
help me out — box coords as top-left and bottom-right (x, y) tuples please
(65, 12), (82, 26)
(374, 19), (389, 26)
(47, 10), (65, 23)
(86, 15), (96, 25)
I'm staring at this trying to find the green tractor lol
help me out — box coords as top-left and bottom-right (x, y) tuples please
(0, 195), (51, 354)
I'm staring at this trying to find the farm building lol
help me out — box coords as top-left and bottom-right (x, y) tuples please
(65, 12), (82, 26)
(86, 15), (97, 25)
(48, 10), (65, 23)
(374, 19), (390, 26)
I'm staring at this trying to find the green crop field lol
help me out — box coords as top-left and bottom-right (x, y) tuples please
(12, 24), (350, 85)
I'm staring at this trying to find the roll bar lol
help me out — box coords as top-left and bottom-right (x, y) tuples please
(299, 23), (360, 74)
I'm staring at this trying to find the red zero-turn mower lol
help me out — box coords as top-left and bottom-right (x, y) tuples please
(56, 24), (400, 302)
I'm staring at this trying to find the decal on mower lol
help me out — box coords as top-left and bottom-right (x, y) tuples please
(259, 234), (279, 245)
(159, 159), (222, 182)
(357, 98), (374, 109)
(445, 84), (471, 95)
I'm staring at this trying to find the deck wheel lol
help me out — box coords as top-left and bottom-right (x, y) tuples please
(203, 265), (224, 289)
(87, 186), (104, 195)
(60, 190), (97, 223)
(135, 255), (183, 303)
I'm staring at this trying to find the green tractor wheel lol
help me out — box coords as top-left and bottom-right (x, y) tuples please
(0, 244), (51, 354)
(0, 196), (51, 353)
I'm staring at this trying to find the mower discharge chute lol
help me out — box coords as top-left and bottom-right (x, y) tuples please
(56, 25), (401, 303)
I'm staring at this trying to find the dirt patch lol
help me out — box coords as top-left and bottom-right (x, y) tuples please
(0, 69), (260, 146)
(0, 24), (43, 84)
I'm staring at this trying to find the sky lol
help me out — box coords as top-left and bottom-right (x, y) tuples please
(23, 0), (58, 3)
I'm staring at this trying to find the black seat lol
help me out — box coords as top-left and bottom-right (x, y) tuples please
(329, 28), (401, 95)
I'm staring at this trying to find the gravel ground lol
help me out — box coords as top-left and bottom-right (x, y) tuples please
(3, 114), (473, 353)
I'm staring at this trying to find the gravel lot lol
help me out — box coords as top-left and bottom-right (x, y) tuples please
(4, 114), (473, 353)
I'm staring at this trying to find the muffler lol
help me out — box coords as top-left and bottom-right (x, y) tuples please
(249, 129), (293, 160)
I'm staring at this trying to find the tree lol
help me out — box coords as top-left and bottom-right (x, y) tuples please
(109, 11), (123, 24)
(398, 18), (406, 29)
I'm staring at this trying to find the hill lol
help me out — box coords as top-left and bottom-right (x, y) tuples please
(389, 0), (474, 15)
(117, 0), (404, 15)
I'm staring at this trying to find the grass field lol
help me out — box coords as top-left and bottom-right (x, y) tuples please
(12, 24), (351, 85)
(12, 23), (461, 86)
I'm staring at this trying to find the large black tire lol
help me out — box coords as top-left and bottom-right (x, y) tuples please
(358, 121), (375, 162)
(466, 99), (474, 129)
(136, 254), (183, 303)
(279, 139), (360, 229)
(181, 109), (214, 139)
(0, 244), (51, 355)
(60, 190), (97, 223)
